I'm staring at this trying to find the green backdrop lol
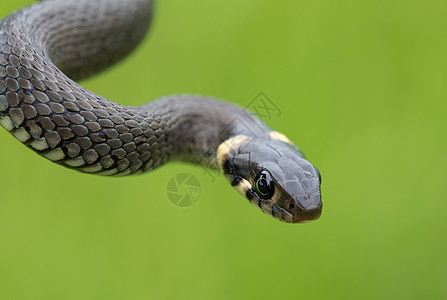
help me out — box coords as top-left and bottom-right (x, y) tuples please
(1, 0), (446, 299)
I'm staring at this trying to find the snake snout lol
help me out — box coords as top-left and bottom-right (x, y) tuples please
(290, 193), (322, 223)
(294, 204), (322, 223)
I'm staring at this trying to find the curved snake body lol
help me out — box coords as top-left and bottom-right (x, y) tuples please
(0, 0), (322, 223)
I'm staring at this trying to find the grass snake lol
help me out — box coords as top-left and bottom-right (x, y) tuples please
(0, 0), (322, 223)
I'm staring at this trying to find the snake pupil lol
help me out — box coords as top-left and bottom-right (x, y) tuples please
(254, 171), (274, 199)
(257, 179), (269, 194)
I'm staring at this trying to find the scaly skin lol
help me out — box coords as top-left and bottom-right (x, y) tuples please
(0, 0), (322, 223)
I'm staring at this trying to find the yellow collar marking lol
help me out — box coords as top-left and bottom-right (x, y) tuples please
(216, 135), (250, 169)
(268, 131), (294, 145)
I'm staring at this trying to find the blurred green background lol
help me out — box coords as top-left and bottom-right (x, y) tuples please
(1, 0), (446, 299)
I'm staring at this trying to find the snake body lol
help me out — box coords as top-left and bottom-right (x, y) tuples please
(0, 0), (322, 223)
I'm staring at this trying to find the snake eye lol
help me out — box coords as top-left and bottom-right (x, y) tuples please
(254, 171), (274, 199)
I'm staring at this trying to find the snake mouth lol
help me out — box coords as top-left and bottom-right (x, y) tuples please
(254, 197), (322, 223)
(292, 204), (322, 223)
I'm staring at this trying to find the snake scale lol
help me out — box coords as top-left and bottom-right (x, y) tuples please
(0, 0), (322, 223)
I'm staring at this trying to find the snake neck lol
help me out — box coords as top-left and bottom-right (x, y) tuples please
(142, 96), (270, 170)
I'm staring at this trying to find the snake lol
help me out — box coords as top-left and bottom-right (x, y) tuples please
(0, 0), (322, 223)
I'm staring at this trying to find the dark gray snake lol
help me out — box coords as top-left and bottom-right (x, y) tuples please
(0, 0), (322, 223)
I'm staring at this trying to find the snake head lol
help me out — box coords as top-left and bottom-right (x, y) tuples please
(217, 133), (322, 223)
